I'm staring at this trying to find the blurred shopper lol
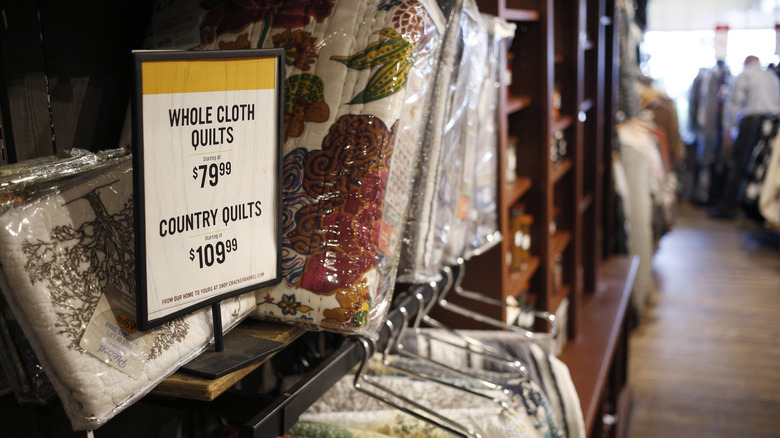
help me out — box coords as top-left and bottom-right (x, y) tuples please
(709, 55), (780, 219)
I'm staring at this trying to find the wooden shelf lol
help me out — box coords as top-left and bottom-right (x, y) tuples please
(559, 255), (638, 434)
(151, 321), (306, 401)
(579, 193), (594, 214)
(552, 114), (573, 133)
(506, 176), (532, 205)
(579, 98), (594, 113)
(507, 94), (532, 113)
(583, 40), (595, 51)
(550, 230), (572, 259)
(547, 283), (570, 315)
(502, 8), (540, 21)
(507, 255), (540, 297)
(551, 158), (572, 184)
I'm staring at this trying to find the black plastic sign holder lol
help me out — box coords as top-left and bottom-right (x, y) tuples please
(132, 49), (285, 379)
(179, 302), (285, 379)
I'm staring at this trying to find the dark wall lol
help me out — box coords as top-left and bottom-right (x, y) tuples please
(0, 0), (153, 162)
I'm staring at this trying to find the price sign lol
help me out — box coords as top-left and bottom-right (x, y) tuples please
(133, 49), (283, 330)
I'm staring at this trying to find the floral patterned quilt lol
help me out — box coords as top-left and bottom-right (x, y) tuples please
(149, 0), (444, 337)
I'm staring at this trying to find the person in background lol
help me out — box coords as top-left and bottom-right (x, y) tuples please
(709, 55), (780, 219)
(688, 60), (731, 206)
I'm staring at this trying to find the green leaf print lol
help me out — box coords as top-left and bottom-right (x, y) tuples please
(331, 29), (410, 70)
(331, 28), (416, 105)
(349, 57), (413, 105)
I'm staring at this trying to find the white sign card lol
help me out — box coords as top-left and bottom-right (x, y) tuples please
(133, 49), (283, 329)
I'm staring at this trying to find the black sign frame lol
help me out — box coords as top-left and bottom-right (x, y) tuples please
(132, 49), (284, 331)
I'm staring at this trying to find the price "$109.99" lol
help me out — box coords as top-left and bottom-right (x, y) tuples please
(189, 238), (238, 269)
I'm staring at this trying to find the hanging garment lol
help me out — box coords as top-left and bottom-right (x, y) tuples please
(689, 65), (730, 167)
(611, 153), (632, 255)
(740, 119), (780, 221)
(759, 130), (780, 229)
(617, 119), (656, 310)
(616, 0), (638, 120)
(688, 64), (730, 205)
(639, 81), (685, 167)
(0, 159), (256, 430)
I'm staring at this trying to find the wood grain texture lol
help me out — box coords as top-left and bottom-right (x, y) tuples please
(627, 205), (780, 438)
(1, 2), (55, 161)
(558, 255), (636, 433)
(151, 320), (305, 401)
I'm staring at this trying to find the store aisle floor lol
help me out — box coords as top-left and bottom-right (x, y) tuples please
(626, 204), (780, 438)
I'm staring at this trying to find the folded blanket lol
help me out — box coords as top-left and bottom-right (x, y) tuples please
(0, 159), (255, 430)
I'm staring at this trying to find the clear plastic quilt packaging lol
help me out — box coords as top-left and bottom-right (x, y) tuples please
(397, 0), (473, 283)
(0, 158), (256, 430)
(149, 0), (445, 337)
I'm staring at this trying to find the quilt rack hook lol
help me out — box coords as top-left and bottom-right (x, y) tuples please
(352, 336), (483, 438)
(438, 262), (559, 340)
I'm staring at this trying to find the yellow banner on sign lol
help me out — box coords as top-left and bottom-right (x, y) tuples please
(142, 57), (276, 95)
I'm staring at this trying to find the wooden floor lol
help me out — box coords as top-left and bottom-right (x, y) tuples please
(626, 204), (780, 438)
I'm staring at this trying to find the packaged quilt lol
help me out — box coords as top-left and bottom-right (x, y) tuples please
(0, 158), (256, 430)
(0, 148), (127, 213)
(399, 0), (504, 281)
(461, 14), (515, 259)
(0, 149), (128, 406)
(149, 0), (445, 337)
(441, 0), (488, 265)
(396, 0), (465, 283)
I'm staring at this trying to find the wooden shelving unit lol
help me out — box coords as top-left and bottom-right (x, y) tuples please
(507, 95), (533, 113)
(507, 255), (540, 298)
(551, 158), (572, 184)
(458, 1), (630, 436)
(559, 255), (638, 437)
(507, 176), (533, 205)
(461, 0), (617, 326)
